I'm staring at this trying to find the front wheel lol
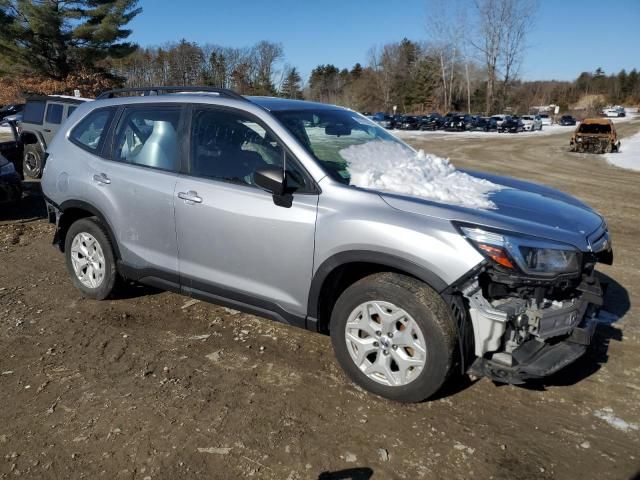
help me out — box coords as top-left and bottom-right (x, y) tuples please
(330, 273), (457, 402)
(64, 217), (118, 300)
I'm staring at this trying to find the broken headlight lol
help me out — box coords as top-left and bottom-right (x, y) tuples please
(460, 226), (580, 277)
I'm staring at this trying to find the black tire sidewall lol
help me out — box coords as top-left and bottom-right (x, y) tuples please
(23, 145), (44, 179)
(64, 218), (117, 300)
(330, 273), (455, 403)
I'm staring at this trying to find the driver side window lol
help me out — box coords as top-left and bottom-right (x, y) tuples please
(190, 108), (307, 190)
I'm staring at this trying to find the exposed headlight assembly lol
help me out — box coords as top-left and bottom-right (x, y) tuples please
(460, 226), (580, 277)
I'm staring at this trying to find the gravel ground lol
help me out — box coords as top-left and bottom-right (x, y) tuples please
(1, 121), (639, 479)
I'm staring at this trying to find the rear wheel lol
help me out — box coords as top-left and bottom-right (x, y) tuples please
(64, 218), (118, 300)
(23, 144), (44, 179)
(330, 273), (457, 403)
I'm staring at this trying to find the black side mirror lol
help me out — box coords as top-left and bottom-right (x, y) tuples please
(254, 167), (285, 196)
(254, 167), (293, 207)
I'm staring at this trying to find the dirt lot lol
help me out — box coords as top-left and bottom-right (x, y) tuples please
(1, 122), (639, 479)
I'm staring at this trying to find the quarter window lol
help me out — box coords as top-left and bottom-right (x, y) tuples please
(190, 108), (308, 190)
(45, 103), (64, 124)
(113, 107), (181, 171)
(70, 108), (114, 153)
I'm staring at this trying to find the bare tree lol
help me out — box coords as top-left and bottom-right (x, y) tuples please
(471, 0), (538, 113)
(425, 0), (463, 111)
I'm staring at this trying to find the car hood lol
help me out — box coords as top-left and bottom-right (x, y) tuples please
(379, 170), (604, 251)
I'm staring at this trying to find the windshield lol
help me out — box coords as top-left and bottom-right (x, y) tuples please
(578, 123), (611, 134)
(273, 108), (409, 183)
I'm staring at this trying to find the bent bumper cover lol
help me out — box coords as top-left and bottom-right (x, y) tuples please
(469, 316), (598, 384)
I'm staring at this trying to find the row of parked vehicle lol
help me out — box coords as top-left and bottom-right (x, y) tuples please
(368, 112), (578, 133)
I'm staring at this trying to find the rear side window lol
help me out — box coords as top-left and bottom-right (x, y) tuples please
(22, 101), (46, 124)
(70, 108), (114, 153)
(67, 106), (77, 118)
(45, 103), (64, 124)
(113, 106), (181, 172)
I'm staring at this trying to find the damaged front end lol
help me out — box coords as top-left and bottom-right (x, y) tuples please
(454, 223), (613, 384)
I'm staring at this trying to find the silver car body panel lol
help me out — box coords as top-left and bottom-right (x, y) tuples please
(42, 93), (611, 377)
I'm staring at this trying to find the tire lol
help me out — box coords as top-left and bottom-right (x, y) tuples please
(23, 144), (44, 179)
(330, 273), (457, 403)
(64, 217), (118, 300)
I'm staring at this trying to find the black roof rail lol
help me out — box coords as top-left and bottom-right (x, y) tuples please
(96, 86), (247, 101)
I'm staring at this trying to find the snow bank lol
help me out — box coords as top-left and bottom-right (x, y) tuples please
(606, 131), (640, 171)
(341, 141), (503, 209)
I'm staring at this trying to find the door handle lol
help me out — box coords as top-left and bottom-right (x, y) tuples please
(178, 190), (202, 204)
(93, 173), (111, 185)
(43, 129), (51, 133)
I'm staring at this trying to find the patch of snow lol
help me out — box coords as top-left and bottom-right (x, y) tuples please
(341, 141), (503, 210)
(594, 408), (639, 432)
(605, 130), (640, 171)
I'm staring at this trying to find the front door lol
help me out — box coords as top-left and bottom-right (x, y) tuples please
(174, 106), (318, 320)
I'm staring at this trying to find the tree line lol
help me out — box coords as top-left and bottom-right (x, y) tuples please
(1, 0), (639, 114)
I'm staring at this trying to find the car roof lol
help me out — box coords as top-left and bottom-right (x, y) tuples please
(582, 118), (613, 125)
(26, 95), (91, 105)
(247, 96), (345, 112)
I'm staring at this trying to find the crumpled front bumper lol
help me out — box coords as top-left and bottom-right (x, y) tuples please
(465, 276), (604, 384)
(468, 317), (597, 384)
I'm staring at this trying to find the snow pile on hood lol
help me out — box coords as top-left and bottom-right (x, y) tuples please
(605, 131), (640, 171)
(341, 141), (503, 209)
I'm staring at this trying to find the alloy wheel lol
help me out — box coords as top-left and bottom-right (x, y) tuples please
(344, 300), (427, 387)
(70, 232), (106, 289)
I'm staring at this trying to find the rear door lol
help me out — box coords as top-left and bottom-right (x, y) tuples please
(43, 102), (65, 145)
(174, 105), (318, 320)
(71, 104), (183, 279)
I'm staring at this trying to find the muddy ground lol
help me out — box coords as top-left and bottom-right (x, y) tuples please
(1, 121), (639, 480)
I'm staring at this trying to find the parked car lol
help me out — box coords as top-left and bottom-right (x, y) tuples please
(372, 112), (394, 129)
(0, 103), (24, 121)
(602, 106), (625, 118)
(0, 153), (22, 206)
(499, 116), (525, 133)
(443, 114), (473, 131)
(539, 114), (553, 126)
(470, 116), (498, 132)
(0, 121), (23, 205)
(395, 115), (419, 130)
(0, 120), (24, 179)
(490, 114), (508, 128)
(418, 113), (442, 131)
(520, 115), (542, 131)
(559, 115), (577, 126)
(42, 86), (613, 403)
(570, 118), (620, 153)
(19, 95), (91, 178)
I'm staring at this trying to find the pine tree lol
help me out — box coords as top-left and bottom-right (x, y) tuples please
(280, 67), (303, 99)
(0, 0), (141, 79)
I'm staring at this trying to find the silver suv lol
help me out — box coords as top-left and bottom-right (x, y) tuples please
(42, 87), (613, 402)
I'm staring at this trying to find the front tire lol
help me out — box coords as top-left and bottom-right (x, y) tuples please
(64, 217), (118, 300)
(23, 144), (44, 179)
(330, 273), (457, 403)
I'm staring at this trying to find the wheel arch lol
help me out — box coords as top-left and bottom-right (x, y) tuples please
(57, 200), (120, 260)
(20, 130), (46, 151)
(307, 250), (449, 333)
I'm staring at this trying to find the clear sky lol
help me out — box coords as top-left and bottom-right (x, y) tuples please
(128, 0), (640, 83)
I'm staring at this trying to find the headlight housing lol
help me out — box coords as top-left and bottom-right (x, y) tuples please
(460, 226), (580, 277)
